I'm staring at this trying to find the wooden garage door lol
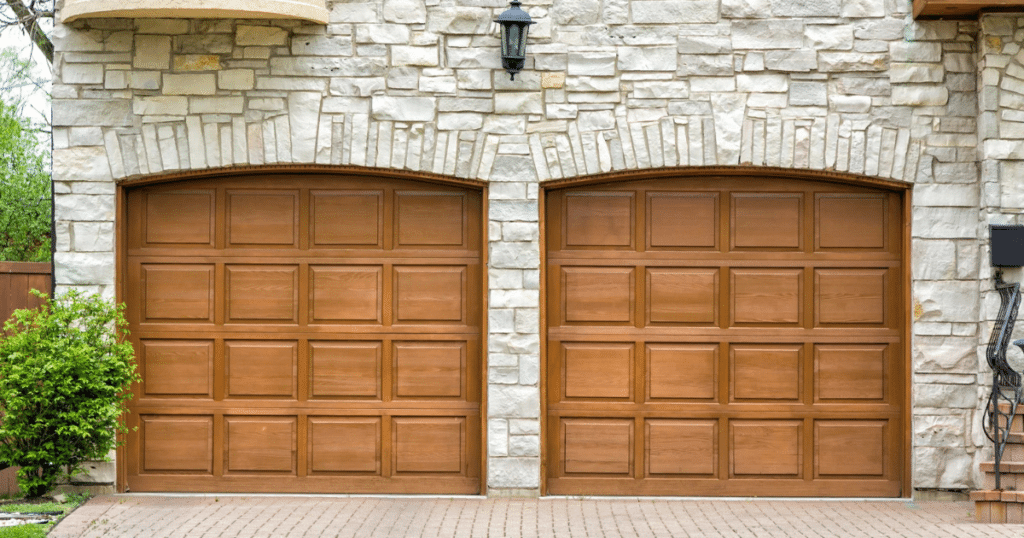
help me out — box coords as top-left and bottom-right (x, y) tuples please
(545, 174), (905, 496)
(123, 174), (482, 494)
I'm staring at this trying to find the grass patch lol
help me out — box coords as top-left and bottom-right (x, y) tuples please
(0, 494), (89, 537)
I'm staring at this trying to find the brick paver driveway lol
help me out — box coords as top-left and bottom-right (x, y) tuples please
(51, 496), (1011, 537)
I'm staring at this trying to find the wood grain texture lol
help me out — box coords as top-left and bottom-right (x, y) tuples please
(545, 175), (905, 497)
(124, 175), (483, 494)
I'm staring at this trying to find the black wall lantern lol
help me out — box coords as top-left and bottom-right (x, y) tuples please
(495, 0), (535, 81)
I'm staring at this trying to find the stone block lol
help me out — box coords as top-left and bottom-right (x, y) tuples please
(789, 81), (827, 106)
(133, 96), (187, 116)
(271, 57), (387, 77)
(137, 19), (190, 34)
(567, 52), (616, 76)
(770, 0), (839, 16)
(53, 100), (132, 127)
(133, 35), (171, 69)
(914, 384), (976, 409)
(552, 0), (600, 25)
(915, 280), (980, 323)
(428, 7), (492, 33)
(842, 0), (885, 17)
(890, 42), (942, 63)
(190, 97), (244, 114)
(764, 50), (817, 72)
(890, 63), (944, 83)
(892, 85), (949, 106)
(677, 54), (734, 76)
(448, 47), (502, 69)
(736, 74), (787, 92)
(912, 240), (957, 280)
(356, 24), (410, 44)
(218, 70), (255, 90)
(439, 112), (484, 131)
(162, 73), (216, 95)
(732, 20), (803, 50)
(495, 93), (543, 114)
(291, 35), (353, 56)
(632, 81), (688, 98)
(392, 46), (439, 66)
(62, 64), (104, 85)
(618, 46), (677, 71)
(371, 96), (436, 121)
(420, 76), (457, 94)
(331, 3), (379, 23)
(71, 222), (115, 252)
(236, 25), (289, 46)
(487, 458), (540, 489)
(631, 0), (718, 23)
(54, 251), (115, 286)
(819, 52), (887, 72)
(488, 385), (540, 418)
(172, 54), (221, 71)
(721, 0), (770, 17)
(1000, 161), (1024, 209)
(490, 242), (541, 269)
(52, 147), (112, 182)
(577, 110), (616, 131)
(806, 25), (853, 50)
(914, 414), (967, 447)
(912, 336), (979, 373)
(383, 0), (426, 23)
(509, 435), (540, 457)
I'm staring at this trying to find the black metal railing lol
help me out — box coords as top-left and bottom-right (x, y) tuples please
(984, 273), (1023, 490)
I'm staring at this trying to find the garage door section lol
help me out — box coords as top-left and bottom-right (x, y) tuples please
(545, 175), (905, 496)
(124, 174), (482, 494)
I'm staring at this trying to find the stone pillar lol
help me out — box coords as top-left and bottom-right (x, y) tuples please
(486, 154), (542, 496)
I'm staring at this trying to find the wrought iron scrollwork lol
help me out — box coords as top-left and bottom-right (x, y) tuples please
(984, 272), (1023, 490)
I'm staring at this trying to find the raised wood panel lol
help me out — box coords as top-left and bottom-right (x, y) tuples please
(731, 193), (802, 249)
(816, 194), (886, 249)
(731, 269), (803, 325)
(815, 269), (886, 325)
(141, 340), (213, 397)
(141, 416), (213, 473)
(396, 192), (465, 247)
(562, 343), (633, 400)
(142, 265), (214, 321)
(647, 268), (718, 324)
(311, 191), (382, 247)
(309, 342), (381, 399)
(647, 192), (718, 249)
(816, 345), (887, 401)
(393, 417), (464, 473)
(227, 191), (298, 246)
(226, 265), (298, 322)
(816, 421), (886, 477)
(224, 416), (297, 474)
(647, 344), (717, 400)
(731, 345), (802, 401)
(646, 420), (717, 476)
(393, 342), (465, 399)
(145, 191), (214, 246)
(564, 192), (634, 248)
(563, 267), (634, 323)
(225, 341), (297, 398)
(731, 421), (802, 477)
(308, 417), (381, 474)
(310, 266), (382, 322)
(394, 266), (465, 322)
(562, 419), (633, 475)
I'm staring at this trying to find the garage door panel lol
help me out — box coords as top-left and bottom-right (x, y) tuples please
(646, 344), (717, 401)
(564, 192), (635, 248)
(646, 192), (718, 249)
(816, 194), (887, 250)
(392, 417), (465, 474)
(225, 341), (297, 399)
(142, 264), (215, 322)
(309, 341), (381, 399)
(815, 345), (887, 401)
(224, 416), (297, 474)
(730, 269), (803, 325)
(563, 267), (634, 324)
(730, 345), (802, 402)
(393, 341), (465, 399)
(646, 268), (718, 324)
(311, 190), (383, 247)
(226, 265), (299, 322)
(308, 417), (381, 474)
(730, 420), (803, 477)
(144, 191), (215, 246)
(140, 415), (214, 474)
(310, 266), (382, 323)
(646, 419), (718, 476)
(561, 343), (633, 400)
(815, 269), (887, 325)
(141, 340), (214, 397)
(227, 191), (299, 247)
(396, 192), (466, 247)
(562, 418), (633, 476)
(394, 266), (465, 323)
(731, 193), (803, 250)
(815, 420), (887, 477)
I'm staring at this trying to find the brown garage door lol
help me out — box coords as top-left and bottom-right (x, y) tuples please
(123, 173), (482, 494)
(545, 173), (905, 496)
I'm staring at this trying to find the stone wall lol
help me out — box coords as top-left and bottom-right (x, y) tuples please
(51, 0), (1013, 493)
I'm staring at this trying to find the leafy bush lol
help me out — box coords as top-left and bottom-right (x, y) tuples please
(0, 291), (139, 497)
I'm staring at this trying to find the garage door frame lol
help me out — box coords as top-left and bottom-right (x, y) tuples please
(538, 165), (912, 497)
(115, 164), (489, 494)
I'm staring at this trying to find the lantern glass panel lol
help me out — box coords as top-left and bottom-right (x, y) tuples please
(508, 25), (522, 58)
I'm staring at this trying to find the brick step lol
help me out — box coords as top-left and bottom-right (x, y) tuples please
(972, 490), (1024, 523)
(982, 462), (1024, 473)
(984, 471), (1024, 490)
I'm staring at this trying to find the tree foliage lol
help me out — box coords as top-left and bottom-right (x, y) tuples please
(0, 291), (139, 498)
(1, 1), (52, 65)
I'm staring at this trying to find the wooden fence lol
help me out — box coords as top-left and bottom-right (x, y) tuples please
(0, 262), (52, 496)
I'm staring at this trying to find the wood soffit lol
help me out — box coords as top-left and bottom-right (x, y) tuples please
(914, 0), (1024, 19)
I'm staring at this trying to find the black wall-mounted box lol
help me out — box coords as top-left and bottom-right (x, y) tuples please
(991, 225), (1024, 267)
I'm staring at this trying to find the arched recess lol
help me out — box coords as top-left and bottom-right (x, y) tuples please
(540, 166), (911, 497)
(116, 165), (485, 494)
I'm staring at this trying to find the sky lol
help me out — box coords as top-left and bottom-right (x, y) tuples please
(1, 21), (52, 128)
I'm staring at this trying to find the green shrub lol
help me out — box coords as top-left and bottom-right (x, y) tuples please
(0, 291), (139, 497)
(0, 101), (50, 263)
